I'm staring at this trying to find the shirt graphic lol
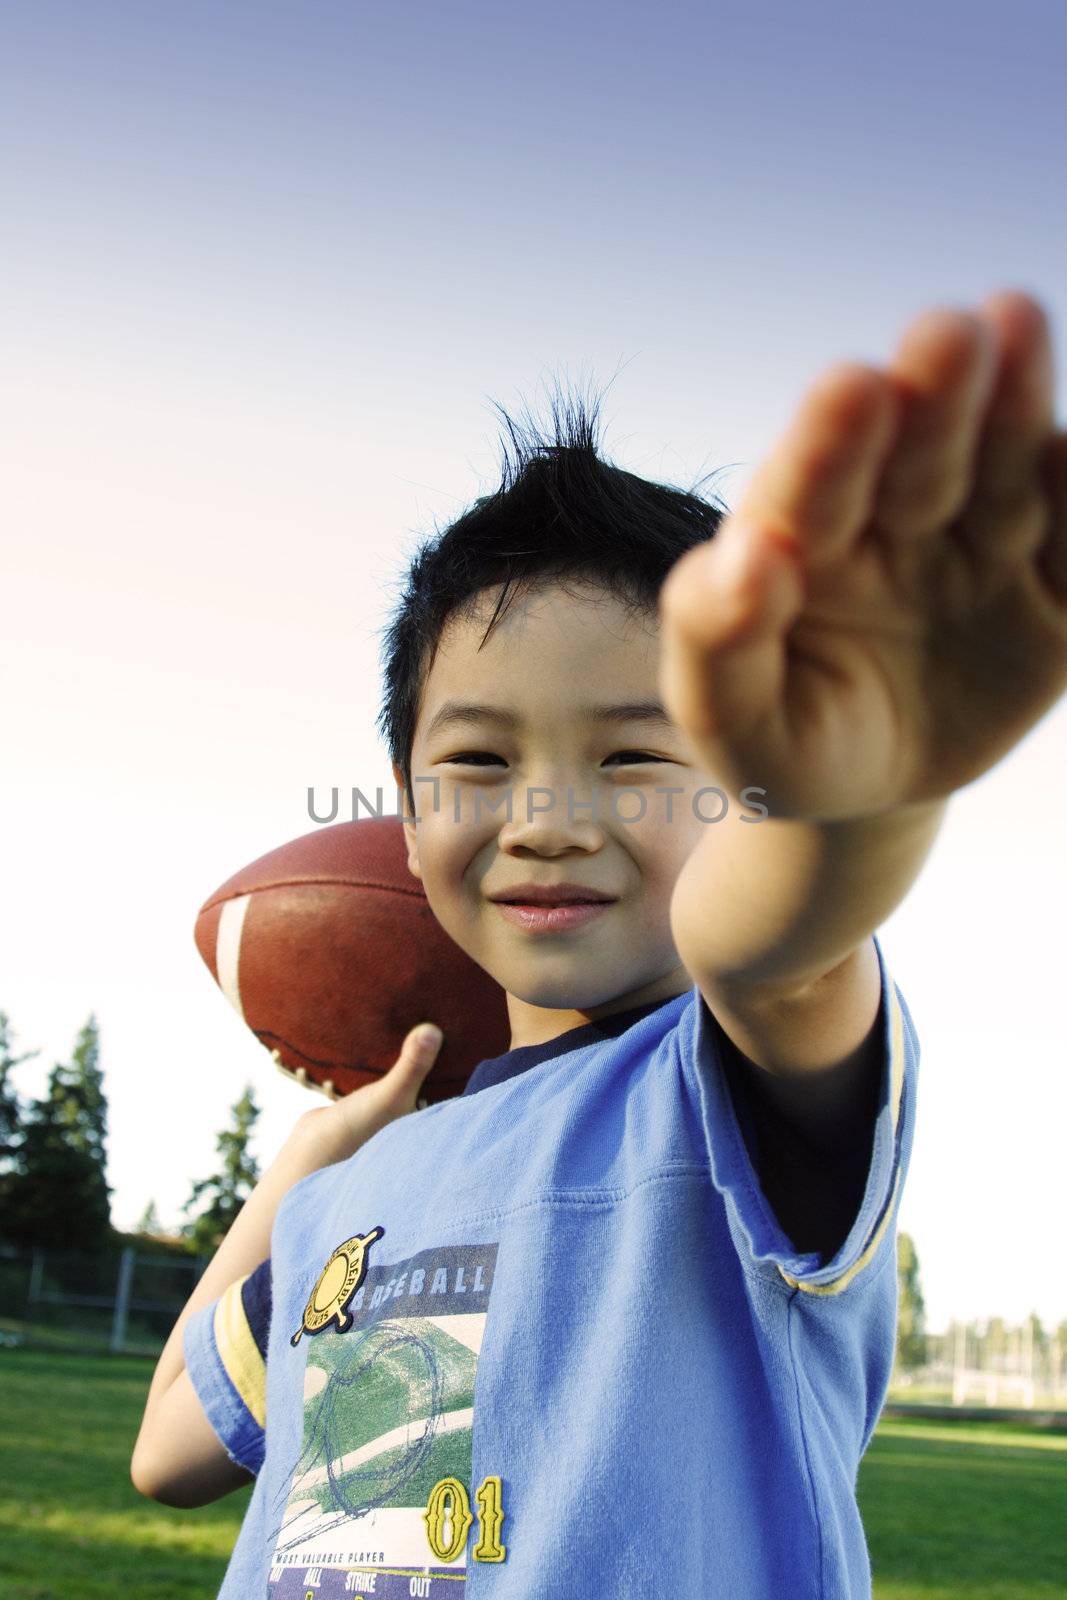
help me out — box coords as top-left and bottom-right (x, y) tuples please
(268, 1238), (502, 1597)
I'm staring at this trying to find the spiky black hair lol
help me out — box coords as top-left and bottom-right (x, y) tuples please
(375, 377), (729, 810)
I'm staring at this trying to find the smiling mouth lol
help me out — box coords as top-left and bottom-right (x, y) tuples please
(488, 888), (619, 907)
(495, 899), (617, 907)
(492, 900), (616, 931)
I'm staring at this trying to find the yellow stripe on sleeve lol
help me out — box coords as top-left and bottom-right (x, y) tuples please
(213, 1274), (267, 1428)
(777, 972), (907, 1298)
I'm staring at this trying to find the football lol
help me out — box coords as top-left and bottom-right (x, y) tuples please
(194, 815), (511, 1104)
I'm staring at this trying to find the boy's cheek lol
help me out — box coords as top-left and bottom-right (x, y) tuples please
(410, 828), (491, 919)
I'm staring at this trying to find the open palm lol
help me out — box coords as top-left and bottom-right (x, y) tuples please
(658, 291), (1067, 821)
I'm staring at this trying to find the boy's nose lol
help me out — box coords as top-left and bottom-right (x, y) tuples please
(495, 782), (608, 850)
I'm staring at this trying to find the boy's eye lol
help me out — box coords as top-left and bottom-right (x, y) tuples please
(442, 751), (665, 767)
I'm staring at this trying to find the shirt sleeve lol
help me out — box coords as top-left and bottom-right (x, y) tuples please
(683, 932), (919, 1298)
(720, 1021), (883, 1267)
(182, 1255), (272, 1476)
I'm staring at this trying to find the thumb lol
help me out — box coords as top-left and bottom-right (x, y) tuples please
(402, 1022), (443, 1069)
(386, 1023), (444, 1112)
(658, 520), (803, 749)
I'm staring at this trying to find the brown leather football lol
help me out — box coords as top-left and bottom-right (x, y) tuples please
(194, 816), (511, 1103)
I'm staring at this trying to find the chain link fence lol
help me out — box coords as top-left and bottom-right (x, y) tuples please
(3, 1240), (1065, 1423)
(0, 1240), (208, 1355)
(888, 1321), (1067, 1418)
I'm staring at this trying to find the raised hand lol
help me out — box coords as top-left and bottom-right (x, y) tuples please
(296, 1022), (444, 1165)
(658, 291), (1067, 822)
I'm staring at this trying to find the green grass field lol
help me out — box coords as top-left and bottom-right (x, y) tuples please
(0, 1348), (250, 1599)
(0, 1347), (1064, 1599)
(858, 1417), (1067, 1598)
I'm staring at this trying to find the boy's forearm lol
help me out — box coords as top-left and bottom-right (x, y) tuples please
(140, 1118), (337, 1426)
(670, 797), (948, 994)
(139, 1024), (441, 1439)
(133, 1027), (441, 1501)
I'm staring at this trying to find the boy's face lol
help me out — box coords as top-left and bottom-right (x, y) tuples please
(394, 579), (715, 1048)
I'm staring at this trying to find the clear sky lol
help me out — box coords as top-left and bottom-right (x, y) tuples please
(2, 0), (1065, 1331)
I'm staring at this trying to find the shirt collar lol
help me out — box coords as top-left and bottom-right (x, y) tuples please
(460, 994), (681, 1099)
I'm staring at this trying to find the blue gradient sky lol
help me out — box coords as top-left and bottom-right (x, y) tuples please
(3, 0), (1066, 1329)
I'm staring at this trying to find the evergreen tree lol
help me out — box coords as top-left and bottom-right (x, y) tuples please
(0, 1011), (39, 1174)
(1026, 1310), (1047, 1361)
(895, 1231), (927, 1371)
(136, 1198), (162, 1236)
(985, 1315), (1008, 1369)
(181, 1085), (261, 1256)
(49, 1015), (108, 1166)
(2, 1015), (111, 1250)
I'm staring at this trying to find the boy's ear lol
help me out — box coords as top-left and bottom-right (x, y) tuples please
(392, 762), (422, 882)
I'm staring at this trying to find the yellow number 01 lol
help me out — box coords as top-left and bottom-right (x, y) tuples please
(423, 1475), (507, 1564)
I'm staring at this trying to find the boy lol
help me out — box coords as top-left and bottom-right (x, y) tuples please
(132, 290), (1067, 1598)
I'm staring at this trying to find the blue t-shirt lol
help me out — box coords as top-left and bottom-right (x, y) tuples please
(184, 933), (918, 1598)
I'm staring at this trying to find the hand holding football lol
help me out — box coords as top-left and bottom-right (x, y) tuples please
(194, 816), (510, 1103)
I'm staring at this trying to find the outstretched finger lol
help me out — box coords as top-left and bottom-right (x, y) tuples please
(871, 307), (999, 541)
(957, 291), (1056, 559)
(734, 363), (900, 568)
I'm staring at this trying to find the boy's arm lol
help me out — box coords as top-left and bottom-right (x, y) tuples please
(130, 1122), (324, 1506)
(131, 1022), (444, 1508)
(660, 291), (1067, 1147)
(668, 802), (944, 1150)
